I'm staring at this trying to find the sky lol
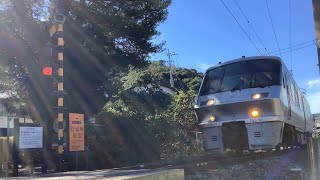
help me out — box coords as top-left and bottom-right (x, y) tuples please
(152, 0), (320, 114)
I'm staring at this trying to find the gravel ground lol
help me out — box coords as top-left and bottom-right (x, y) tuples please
(186, 147), (313, 180)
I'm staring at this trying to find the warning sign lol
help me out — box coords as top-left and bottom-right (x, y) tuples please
(69, 113), (85, 151)
(19, 127), (43, 149)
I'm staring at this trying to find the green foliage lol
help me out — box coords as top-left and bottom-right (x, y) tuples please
(58, 0), (172, 114)
(170, 90), (197, 130)
(0, 0), (204, 167)
(0, 0), (171, 119)
(175, 68), (203, 92)
(121, 66), (148, 91)
(92, 61), (204, 165)
(156, 90), (204, 159)
(0, 0), (48, 117)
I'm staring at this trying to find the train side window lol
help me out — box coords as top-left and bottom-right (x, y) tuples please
(283, 76), (286, 88)
(298, 89), (301, 108)
(294, 86), (298, 106)
(289, 80), (296, 105)
(286, 75), (292, 97)
(294, 85), (300, 107)
(299, 94), (304, 109)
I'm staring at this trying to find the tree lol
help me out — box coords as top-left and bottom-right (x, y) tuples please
(0, 0), (171, 117)
(91, 61), (204, 165)
(58, 0), (172, 114)
(90, 65), (173, 167)
(0, 0), (49, 119)
(0, 1), (172, 168)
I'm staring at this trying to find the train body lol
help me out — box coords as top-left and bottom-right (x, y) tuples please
(194, 56), (313, 152)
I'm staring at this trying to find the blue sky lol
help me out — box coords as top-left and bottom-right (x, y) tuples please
(152, 0), (320, 114)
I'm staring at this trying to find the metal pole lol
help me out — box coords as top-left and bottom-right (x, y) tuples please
(75, 152), (78, 171)
(167, 50), (174, 88)
(5, 116), (10, 178)
(166, 50), (178, 88)
(12, 118), (19, 177)
(86, 147), (89, 170)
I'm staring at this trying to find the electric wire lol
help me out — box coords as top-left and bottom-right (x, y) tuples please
(269, 39), (316, 54)
(266, 0), (282, 58)
(272, 43), (316, 56)
(220, 0), (263, 55)
(233, 0), (269, 55)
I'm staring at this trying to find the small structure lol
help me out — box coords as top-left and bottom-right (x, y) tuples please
(0, 101), (11, 135)
(314, 113), (320, 136)
(159, 83), (176, 94)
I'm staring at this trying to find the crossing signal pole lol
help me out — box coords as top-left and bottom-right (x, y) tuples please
(312, 0), (320, 71)
(49, 9), (66, 171)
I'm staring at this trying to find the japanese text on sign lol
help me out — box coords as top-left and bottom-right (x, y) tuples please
(19, 127), (43, 149)
(69, 113), (85, 151)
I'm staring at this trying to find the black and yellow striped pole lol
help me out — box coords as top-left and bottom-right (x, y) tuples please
(49, 12), (66, 171)
(57, 21), (64, 158)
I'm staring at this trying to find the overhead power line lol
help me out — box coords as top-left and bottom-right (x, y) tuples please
(271, 43), (316, 56)
(219, 0), (262, 55)
(269, 39), (316, 54)
(266, 0), (282, 59)
(233, 0), (269, 55)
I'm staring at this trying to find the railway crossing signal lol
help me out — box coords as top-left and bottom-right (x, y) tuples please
(46, 11), (66, 171)
(42, 67), (53, 76)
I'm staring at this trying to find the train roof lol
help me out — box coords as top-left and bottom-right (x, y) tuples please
(206, 56), (283, 72)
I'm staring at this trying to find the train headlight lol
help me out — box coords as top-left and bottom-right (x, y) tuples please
(250, 109), (260, 117)
(207, 99), (215, 106)
(252, 93), (269, 99)
(209, 116), (216, 121)
(252, 93), (261, 99)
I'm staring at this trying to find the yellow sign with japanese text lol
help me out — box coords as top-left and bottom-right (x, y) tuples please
(69, 113), (85, 151)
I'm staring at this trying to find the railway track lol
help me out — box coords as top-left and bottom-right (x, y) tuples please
(116, 145), (307, 175)
(16, 144), (310, 179)
(182, 147), (305, 175)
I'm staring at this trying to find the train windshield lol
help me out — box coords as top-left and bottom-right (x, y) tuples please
(199, 59), (281, 96)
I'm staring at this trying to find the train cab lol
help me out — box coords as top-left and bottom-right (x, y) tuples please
(195, 56), (313, 153)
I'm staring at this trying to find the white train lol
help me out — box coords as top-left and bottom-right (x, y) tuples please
(194, 56), (313, 153)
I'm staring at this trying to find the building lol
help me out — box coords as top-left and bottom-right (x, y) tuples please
(314, 113), (320, 136)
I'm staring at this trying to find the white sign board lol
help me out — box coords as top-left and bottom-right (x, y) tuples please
(0, 116), (14, 128)
(19, 127), (43, 149)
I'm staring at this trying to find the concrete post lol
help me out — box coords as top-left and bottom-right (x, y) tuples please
(290, 168), (303, 180)
(307, 138), (320, 179)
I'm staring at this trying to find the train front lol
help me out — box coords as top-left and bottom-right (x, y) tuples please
(194, 57), (283, 153)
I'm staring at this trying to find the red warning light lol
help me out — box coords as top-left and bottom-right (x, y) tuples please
(42, 67), (52, 76)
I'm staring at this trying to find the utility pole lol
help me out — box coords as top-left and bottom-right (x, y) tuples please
(312, 0), (320, 71)
(166, 50), (178, 88)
